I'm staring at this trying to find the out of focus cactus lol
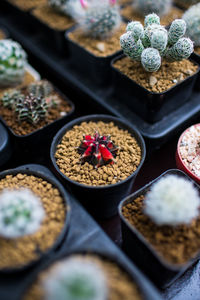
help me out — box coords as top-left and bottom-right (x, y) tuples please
(48, 0), (82, 17)
(134, 0), (172, 17)
(183, 3), (200, 47)
(120, 14), (193, 72)
(0, 39), (27, 87)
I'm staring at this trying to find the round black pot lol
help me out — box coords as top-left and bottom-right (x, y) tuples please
(0, 122), (12, 167)
(0, 166), (71, 273)
(119, 169), (200, 288)
(50, 114), (146, 218)
(111, 54), (200, 123)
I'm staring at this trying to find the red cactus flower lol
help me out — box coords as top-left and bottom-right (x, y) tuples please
(78, 131), (118, 168)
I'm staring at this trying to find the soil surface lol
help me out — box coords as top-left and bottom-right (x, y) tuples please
(8, 0), (47, 11)
(195, 47), (200, 55)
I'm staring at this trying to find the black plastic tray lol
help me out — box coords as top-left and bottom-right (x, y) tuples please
(0, 164), (162, 300)
(0, 122), (12, 167)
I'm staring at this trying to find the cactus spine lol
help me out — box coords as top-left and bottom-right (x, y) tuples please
(120, 14), (194, 72)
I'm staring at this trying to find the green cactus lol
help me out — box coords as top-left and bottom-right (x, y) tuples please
(15, 94), (48, 124)
(120, 14), (194, 72)
(0, 39), (27, 87)
(1, 89), (23, 108)
(183, 3), (200, 47)
(27, 80), (53, 99)
(134, 0), (172, 17)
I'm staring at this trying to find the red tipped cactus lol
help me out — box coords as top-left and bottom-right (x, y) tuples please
(78, 131), (118, 168)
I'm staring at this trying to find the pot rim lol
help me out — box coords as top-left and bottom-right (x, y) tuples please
(50, 114), (146, 190)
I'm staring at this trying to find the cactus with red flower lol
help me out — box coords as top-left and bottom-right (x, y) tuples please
(78, 131), (118, 168)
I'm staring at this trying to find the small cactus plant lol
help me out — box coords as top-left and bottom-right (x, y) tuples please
(134, 0), (172, 17)
(15, 94), (48, 124)
(27, 80), (53, 99)
(0, 189), (45, 238)
(48, 0), (83, 17)
(78, 131), (118, 168)
(42, 257), (108, 300)
(120, 14), (194, 72)
(144, 175), (200, 226)
(1, 89), (23, 108)
(71, 0), (121, 39)
(0, 39), (27, 87)
(183, 3), (200, 47)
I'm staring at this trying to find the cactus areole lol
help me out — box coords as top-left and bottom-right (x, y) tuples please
(78, 131), (118, 168)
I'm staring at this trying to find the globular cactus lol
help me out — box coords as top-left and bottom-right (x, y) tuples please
(144, 175), (200, 226)
(27, 80), (53, 99)
(43, 257), (108, 300)
(1, 89), (23, 108)
(0, 39), (27, 87)
(183, 3), (200, 47)
(48, 0), (82, 17)
(15, 94), (48, 124)
(120, 14), (194, 72)
(71, 0), (121, 39)
(134, 0), (172, 17)
(0, 189), (45, 238)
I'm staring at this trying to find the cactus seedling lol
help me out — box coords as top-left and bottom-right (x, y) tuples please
(43, 257), (108, 300)
(134, 0), (172, 17)
(144, 175), (200, 226)
(120, 14), (194, 72)
(78, 131), (118, 168)
(72, 0), (121, 39)
(1, 89), (23, 108)
(183, 3), (200, 47)
(0, 39), (27, 87)
(0, 189), (45, 238)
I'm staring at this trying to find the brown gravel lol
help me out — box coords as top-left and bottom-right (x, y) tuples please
(195, 47), (200, 56)
(8, 0), (47, 11)
(118, 0), (131, 4)
(174, 0), (191, 9)
(0, 84), (72, 136)
(68, 23), (126, 57)
(23, 254), (142, 300)
(122, 195), (200, 265)
(0, 29), (6, 40)
(32, 5), (75, 30)
(113, 56), (198, 93)
(0, 174), (67, 270)
(121, 5), (183, 26)
(55, 121), (142, 186)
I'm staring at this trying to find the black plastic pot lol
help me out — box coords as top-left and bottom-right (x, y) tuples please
(65, 27), (123, 88)
(50, 114), (146, 219)
(111, 54), (200, 123)
(0, 83), (75, 159)
(0, 166), (71, 273)
(119, 169), (200, 288)
(0, 122), (12, 167)
(192, 52), (200, 91)
(21, 249), (162, 300)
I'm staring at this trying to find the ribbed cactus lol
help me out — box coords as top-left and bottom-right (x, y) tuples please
(0, 189), (45, 238)
(71, 0), (121, 39)
(120, 14), (194, 72)
(1, 89), (23, 108)
(134, 0), (172, 17)
(15, 94), (48, 124)
(183, 3), (200, 47)
(0, 39), (27, 87)
(27, 80), (53, 99)
(43, 257), (108, 300)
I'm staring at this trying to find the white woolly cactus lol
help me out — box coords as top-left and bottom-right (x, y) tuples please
(0, 189), (45, 238)
(183, 3), (200, 47)
(48, 0), (82, 17)
(71, 0), (121, 39)
(43, 257), (108, 300)
(120, 14), (194, 72)
(0, 39), (27, 87)
(134, 0), (172, 17)
(144, 175), (200, 226)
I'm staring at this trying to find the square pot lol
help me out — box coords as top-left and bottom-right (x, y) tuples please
(65, 27), (123, 88)
(119, 169), (200, 288)
(111, 54), (200, 123)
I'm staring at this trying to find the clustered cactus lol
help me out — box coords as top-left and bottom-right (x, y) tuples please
(1, 80), (59, 124)
(43, 257), (108, 300)
(78, 131), (118, 168)
(71, 0), (121, 39)
(0, 189), (45, 238)
(144, 175), (200, 226)
(134, 0), (172, 17)
(183, 3), (200, 47)
(120, 14), (194, 72)
(0, 39), (27, 87)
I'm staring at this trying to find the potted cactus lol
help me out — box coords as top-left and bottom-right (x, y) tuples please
(0, 167), (70, 271)
(65, 0), (126, 86)
(50, 114), (146, 218)
(119, 169), (200, 287)
(23, 253), (143, 300)
(121, 0), (183, 27)
(111, 14), (199, 123)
